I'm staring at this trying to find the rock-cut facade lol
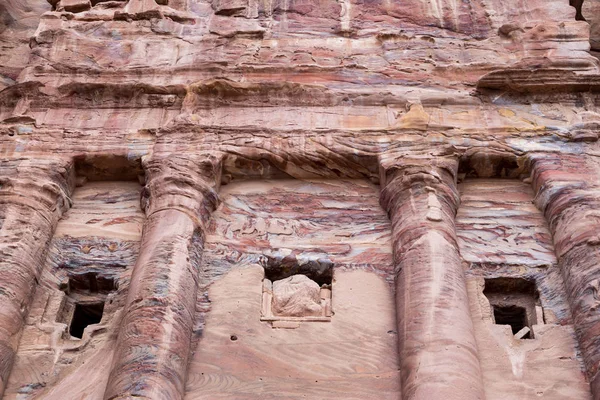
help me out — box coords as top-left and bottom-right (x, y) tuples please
(1, 0), (600, 399)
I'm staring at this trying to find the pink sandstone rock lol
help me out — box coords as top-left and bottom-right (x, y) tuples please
(60, 0), (91, 13)
(0, 0), (600, 399)
(271, 274), (323, 317)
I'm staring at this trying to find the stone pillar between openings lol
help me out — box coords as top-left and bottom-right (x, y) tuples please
(530, 153), (600, 398)
(379, 156), (484, 400)
(104, 154), (222, 400)
(0, 158), (73, 396)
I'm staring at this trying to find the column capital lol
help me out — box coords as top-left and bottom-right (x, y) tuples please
(0, 157), (74, 218)
(379, 152), (459, 185)
(379, 155), (460, 217)
(141, 153), (223, 230)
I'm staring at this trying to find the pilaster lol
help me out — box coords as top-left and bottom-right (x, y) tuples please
(379, 154), (484, 400)
(104, 154), (222, 400)
(530, 153), (600, 398)
(0, 157), (73, 396)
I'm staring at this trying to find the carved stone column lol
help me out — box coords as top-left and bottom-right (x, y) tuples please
(380, 156), (484, 400)
(0, 158), (73, 396)
(530, 153), (600, 397)
(104, 154), (221, 400)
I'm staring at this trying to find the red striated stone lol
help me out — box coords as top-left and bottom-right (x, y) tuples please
(0, 0), (599, 398)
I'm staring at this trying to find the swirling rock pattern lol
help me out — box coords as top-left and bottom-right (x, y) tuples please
(0, 0), (600, 399)
(4, 181), (144, 399)
(458, 178), (590, 398)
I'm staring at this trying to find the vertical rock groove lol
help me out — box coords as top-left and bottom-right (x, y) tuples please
(380, 155), (484, 400)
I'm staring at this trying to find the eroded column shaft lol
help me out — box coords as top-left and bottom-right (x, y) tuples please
(380, 159), (484, 400)
(531, 153), (600, 397)
(105, 155), (221, 400)
(0, 158), (72, 395)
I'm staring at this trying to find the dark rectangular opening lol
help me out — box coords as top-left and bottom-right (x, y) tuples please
(74, 154), (144, 182)
(69, 302), (104, 339)
(493, 305), (530, 338)
(484, 277), (539, 339)
(262, 255), (333, 286)
(66, 272), (117, 294)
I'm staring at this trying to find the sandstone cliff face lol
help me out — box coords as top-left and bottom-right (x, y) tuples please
(0, 0), (600, 399)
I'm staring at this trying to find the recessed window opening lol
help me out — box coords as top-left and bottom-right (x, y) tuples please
(484, 277), (540, 339)
(493, 305), (531, 338)
(260, 256), (334, 325)
(69, 302), (104, 339)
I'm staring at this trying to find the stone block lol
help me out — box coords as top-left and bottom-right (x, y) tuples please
(61, 0), (91, 12)
(213, 0), (248, 15)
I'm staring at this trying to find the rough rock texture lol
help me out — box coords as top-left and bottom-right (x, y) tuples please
(1, 0), (600, 399)
(186, 179), (399, 399)
(5, 181), (144, 399)
(0, 1), (50, 91)
(458, 179), (590, 398)
(271, 274), (323, 317)
(583, 1), (600, 52)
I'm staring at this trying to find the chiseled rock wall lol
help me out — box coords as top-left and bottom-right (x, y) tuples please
(0, 1), (50, 91)
(0, 0), (599, 399)
(186, 179), (399, 399)
(457, 179), (590, 399)
(4, 181), (144, 399)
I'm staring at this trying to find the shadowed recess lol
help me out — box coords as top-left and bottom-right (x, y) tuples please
(262, 255), (334, 286)
(74, 154), (144, 182)
(459, 152), (528, 179)
(69, 302), (104, 339)
(484, 277), (540, 339)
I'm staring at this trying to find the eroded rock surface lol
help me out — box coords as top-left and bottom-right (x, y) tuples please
(1, 0), (600, 399)
(271, 274), (323, 317)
